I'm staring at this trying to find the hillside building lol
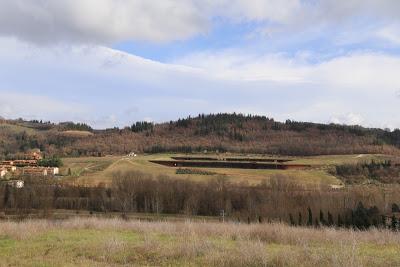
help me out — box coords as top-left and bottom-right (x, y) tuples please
(30, 150), (43, 160)
(0, 165), (16, 172)
(12, 160), (38, 167)
(47, 167), (59, 175)
(0, 168), (7, 178)
(21, 167), (48, 176)
(7, 180), (24, 188)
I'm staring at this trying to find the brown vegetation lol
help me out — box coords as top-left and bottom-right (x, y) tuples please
(1, 114), (399, 159)
(332, 160), (400, 184)
(0, 218), (399, 266)
(2, 171), (400, 229)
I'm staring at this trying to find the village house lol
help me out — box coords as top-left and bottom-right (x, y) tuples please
(1, 160), (13, 166)
(47, 167), (59, 175)
(21, 167), (48, 176)
(7, 180), (24, 188)
(0, 168), (7, 178)
(31, 151), (42, 160)
(1, 160), (38, 167)
(0, 165), (16, 172)
(13, 160), (38, 167)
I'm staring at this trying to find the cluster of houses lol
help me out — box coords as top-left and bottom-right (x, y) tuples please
(0, 150), (59, 188)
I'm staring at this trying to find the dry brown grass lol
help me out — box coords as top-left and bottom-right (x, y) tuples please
(62, 154), (343, 186)
(1, 217), (399, 246)
(0, 218), (399, 266)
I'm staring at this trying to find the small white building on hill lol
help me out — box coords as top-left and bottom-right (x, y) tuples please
(7, 180), (24, 188)
(0, 168), (7, 178)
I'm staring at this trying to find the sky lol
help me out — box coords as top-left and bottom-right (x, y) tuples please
(0, 0), (399, 129)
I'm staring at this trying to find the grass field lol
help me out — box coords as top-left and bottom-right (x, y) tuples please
(0, 218), (399, 266)
(60, 153), (397, 187)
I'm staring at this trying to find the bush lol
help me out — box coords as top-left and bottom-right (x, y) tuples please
(38, 157), (63, 167)
(175, 168), (217, 175)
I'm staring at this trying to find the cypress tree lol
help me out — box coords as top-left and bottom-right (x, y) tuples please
(328, 212), (334, 226)
(344, 213), (351, 228)
(381, 215), (387, 228)
(320, 210), (326, 226)
(289, 213), (295, 226)
(391, 215), (397, 231)
(337, 214), (343, 227)
(298, 212), (302, 226)
(307, 207), (313, 226)
(354, 202), (370, 229)
(392, 203), (400, 213)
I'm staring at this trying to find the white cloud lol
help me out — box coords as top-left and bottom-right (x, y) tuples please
(1, 0), (400, 45)
(377, 24), (400, 45)
(330, 113), (364, 126)
(175, 50), (400, 93)
(0, 91), (86, 121)
(0, 37), (399, 129)
(207, 0), (302, 24)
(0, 0), (207, 44)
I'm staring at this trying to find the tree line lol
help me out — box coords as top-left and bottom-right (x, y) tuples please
(1, 172), (400, 230)
(332, 160), (400, 184)
(1, 113), (400, 158)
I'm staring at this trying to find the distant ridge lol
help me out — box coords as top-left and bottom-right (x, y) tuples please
(1, 113), (399, 158)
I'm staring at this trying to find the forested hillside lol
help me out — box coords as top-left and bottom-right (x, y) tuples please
(1, 114), (399, 158)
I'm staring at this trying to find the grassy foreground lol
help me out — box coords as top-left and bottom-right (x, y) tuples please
(0, 218), (399, 266)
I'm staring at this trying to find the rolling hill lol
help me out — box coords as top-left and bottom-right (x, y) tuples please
(1, 114), (400, 158)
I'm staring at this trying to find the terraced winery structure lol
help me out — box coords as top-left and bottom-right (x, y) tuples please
(151, 156), (312, 170)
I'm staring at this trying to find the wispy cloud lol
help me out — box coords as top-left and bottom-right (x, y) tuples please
(377, 24), (400, 45)
(1, 1), (400, 46)
(0, 91), (86, 121)
(1, 37), (399, 129)
(0, 0), (207, 44)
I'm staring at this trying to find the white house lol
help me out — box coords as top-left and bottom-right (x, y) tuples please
(22, 167), (48, 176)
(47, 167), (59, 175)
(1, 165), (17, 172)
(7, 180), (24, 188)
(0, 168), (7, 178)
(127, 152), (137, 157)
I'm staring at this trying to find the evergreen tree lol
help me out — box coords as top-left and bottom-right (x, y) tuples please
(337, 214), (344, 227)
(307, 207), (313, 226)
(391, 215), (397, 231)
(327, 212), (334, 226)
(298, 212), (302, 226)
(289, 213), (295, 226)
(320, 210), (326, 226)
(381, 215), (387, 228)
(353, 202), (371, 229)
(392, 203), (400, 213)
